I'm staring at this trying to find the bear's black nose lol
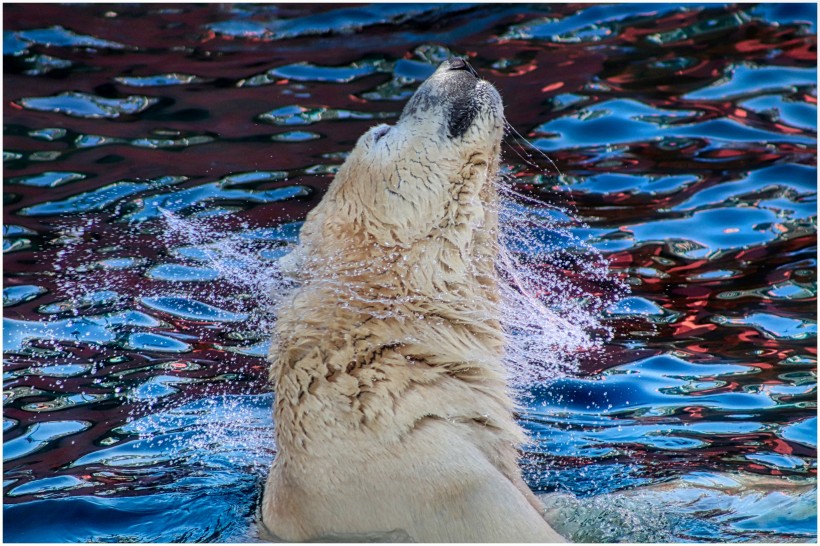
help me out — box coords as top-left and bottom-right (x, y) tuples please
(448, 57), (478, 77)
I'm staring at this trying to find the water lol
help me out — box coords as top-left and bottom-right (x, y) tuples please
(3, 3), (816, 542)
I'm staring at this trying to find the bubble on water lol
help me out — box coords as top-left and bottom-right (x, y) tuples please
(542, 490), (699, 542)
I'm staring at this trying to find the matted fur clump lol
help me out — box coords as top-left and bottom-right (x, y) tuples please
(260, 58), (565, 542)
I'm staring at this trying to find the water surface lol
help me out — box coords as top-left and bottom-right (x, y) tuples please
(3, 3), (817, 542)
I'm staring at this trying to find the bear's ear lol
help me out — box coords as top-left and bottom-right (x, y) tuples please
(370, 124), (391, 143)
(360, 124), (393, 150)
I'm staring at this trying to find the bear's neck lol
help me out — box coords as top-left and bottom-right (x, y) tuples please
(313, 239), (496, 304)
(311, 180), (501, 307)
(269, 233), (514, 456)
(269, 185), (514, 455)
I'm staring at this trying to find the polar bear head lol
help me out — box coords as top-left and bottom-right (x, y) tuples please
(282, 58), (504, 279)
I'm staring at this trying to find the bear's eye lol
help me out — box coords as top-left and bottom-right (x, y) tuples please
(372, 125), (390, 142)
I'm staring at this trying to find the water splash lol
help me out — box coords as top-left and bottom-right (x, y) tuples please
(542, 472), (818, 542)
(495, 182), (626, 388)
(493, 120), (628, 387)
(158, 209), (289, 338)
(155, 166), (625, 393)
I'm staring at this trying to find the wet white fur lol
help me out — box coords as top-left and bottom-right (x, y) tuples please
(261, 62), (565, 543)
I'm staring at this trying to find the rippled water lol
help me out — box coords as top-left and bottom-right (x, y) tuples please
(3, 3), (817, 543)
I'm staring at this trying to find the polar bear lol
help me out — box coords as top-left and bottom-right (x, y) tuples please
(260, 58), (565, 543)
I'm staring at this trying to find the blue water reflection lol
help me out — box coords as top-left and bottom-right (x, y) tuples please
(3, 2), (816, 543)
